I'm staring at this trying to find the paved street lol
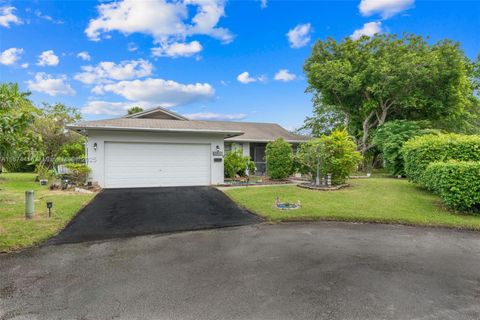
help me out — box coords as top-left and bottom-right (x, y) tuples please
(1, 222), (480, 320)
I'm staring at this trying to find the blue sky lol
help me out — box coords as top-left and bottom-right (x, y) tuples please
(1, 0), (479, 130)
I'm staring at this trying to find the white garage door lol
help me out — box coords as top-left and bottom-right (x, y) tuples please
(104, 142), (211, 188)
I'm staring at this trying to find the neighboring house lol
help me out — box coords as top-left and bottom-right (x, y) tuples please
(67, 107), (309, 189)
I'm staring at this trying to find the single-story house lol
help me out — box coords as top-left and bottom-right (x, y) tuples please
(68, 107), (310, 189)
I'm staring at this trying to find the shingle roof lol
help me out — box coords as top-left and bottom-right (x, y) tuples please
(123, 106), (189, 120)
(68, 118), (310, 143)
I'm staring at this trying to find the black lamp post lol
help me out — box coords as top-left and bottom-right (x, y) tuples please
(46, 201), (53, 217)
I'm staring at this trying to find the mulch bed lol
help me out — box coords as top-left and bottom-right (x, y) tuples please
(297, 183), (349, 191)
(219, 178), (293, 187)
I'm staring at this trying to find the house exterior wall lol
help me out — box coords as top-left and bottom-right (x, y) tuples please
(85, 130), (225, 188)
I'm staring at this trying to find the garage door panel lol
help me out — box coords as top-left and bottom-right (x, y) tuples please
(104, 142), (211, 188)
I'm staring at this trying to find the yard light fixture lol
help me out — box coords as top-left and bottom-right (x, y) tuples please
(46, 201), (53, 217)
(93, 142), (97, 151)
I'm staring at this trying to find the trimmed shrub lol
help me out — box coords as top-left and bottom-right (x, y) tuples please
(65, 163), (91, 185)
(265, 138), (293, 179)
(403, 134), (480, 184)
(224, 149), (255, 179)
(424, 161), (480, 211)
(296, 129), (362, 185)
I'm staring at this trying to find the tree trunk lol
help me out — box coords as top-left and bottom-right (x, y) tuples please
(359, 101), (393, 157)
(359, 110), (376, 156)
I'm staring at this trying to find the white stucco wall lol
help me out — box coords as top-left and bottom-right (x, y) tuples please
(85, 130), (225, 188)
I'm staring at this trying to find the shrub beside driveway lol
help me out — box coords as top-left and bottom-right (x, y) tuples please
(0, 173), (95, 252)
(224, 177), (480, 231)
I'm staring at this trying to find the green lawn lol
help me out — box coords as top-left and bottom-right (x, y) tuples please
(0, 173), (96, 252)
(224, 177), (480, 230)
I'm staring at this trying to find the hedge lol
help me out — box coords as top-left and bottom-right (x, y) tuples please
(424, 161), (480, 211)
(402, 134), (480, 184)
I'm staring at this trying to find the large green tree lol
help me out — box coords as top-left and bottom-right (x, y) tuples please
(32, 103), (84, 168)
(0, 83), (40, 173)
(303, 34), (480, 155)
(127, 106), (144, 115)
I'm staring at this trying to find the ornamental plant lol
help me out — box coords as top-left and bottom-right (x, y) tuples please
(265, 138), (293, 180)
(296, 129), (362, 185)
(65, 163), (91, 185)
(224, 149), (255, 179)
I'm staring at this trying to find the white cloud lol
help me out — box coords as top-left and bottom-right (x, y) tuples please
(152, 41), (202, 58)
(27, 73), (76, 96)
(98, 78), (215, 107)
(0, 6), (22, 28)
(81, 100), (130, 115)
(85, 0), (233, 57)
(77, 51), (91, 61)
(286, 23), (312, 48)
(37, 50), (59, 66)
(21, 63), (29, 69)
(74, 59), (153, 85)
(260, 0), (267, 9)
(128, 42), (138, 52)
(274, 69), (297, 82)
(351, 21), (382, 40)
(237, 71), (266, 84)
(0, 48), (24, 66)
(359, 0), (414, 19)
(34, 9), (64, 24)
(184, 112), (247, 121)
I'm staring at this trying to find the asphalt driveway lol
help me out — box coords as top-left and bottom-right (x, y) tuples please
(49, 186), (261, 244)
(2, 222), (480, 320)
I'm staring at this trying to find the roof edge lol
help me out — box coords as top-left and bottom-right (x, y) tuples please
(123, 106), (189, 120)
(66, 124), (243, 138)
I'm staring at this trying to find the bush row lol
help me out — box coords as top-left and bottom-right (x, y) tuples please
(424, 161), (480, 211)
(224, 130), (361, 184)
(403, 134), (480, 185)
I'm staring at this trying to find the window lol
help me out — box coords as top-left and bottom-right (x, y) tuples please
(225, 142), (243, 154)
